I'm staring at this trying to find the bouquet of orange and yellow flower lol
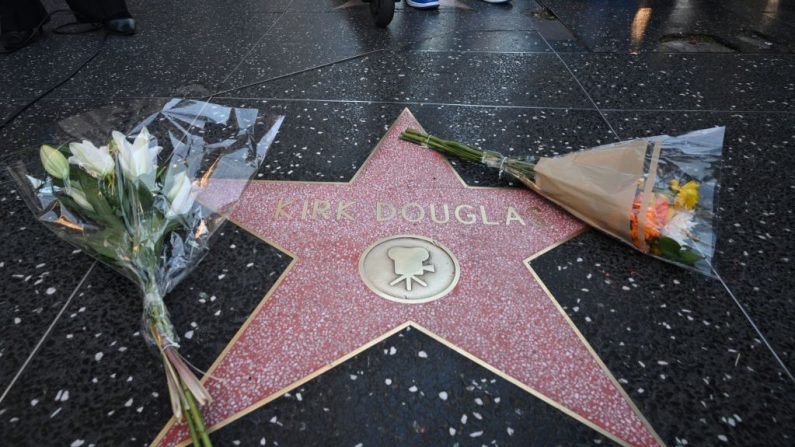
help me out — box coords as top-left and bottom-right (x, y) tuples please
(629, 178), (705, 265)
(401, 127), (724, 276)
(9, 99), (283, 447)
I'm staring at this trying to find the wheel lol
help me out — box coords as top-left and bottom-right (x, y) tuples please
(370, 0), (395, 28)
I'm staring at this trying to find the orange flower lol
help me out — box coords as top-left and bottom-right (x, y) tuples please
(630, 193), (669, 249)
(653, 195), (670, 226)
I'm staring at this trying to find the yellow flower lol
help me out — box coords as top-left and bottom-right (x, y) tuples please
(671, 179), (699, 209)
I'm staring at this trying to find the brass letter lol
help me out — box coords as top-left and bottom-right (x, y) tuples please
(506, 206), (526, 226)
(301, 200), (310, 220)
(479, 205), (499, 226)
(377, 202), (396, 222)
(430, 204), (449, 224)
(336, 201), (354, 221)
(401, 203), (425, 223)
(274, 199), (292, 219)
(454, 204), (476, 225)
(312, 200), (331, 219)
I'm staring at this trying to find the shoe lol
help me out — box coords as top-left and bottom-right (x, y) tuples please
(406, 0), (440, 9)
(104, 17), (136, 35)
(0, 28), (42, 51)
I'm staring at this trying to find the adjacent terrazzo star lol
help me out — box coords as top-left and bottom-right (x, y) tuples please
(157, 110), (663, 447)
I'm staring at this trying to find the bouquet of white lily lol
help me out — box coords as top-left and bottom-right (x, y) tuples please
(10, 99), (283, 447)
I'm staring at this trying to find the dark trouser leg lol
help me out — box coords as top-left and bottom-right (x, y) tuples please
(64, 0), (131, 22)
(0, 0), (47, 32)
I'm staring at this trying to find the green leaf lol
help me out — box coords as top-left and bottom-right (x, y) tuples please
(135, 242), (159, 271)
(66, 168), (126, 231)
(653, 236), (704, 266)
(677, 248), (705, 266)
(104, 183), (122, 213)
(68, 164), (84, 182)
(52, 193), (81, 216)
(94, 229), (129, 261)
(134, 180), (155, 211)
(117, 178), (134, 223)
(82, 182), (120, 226)
(156, 164), (169, 184)
(655, 236), (681, 257)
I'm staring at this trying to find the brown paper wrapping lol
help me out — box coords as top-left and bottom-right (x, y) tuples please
(635, 140), (662, 251)
(518, 139), (650, 244)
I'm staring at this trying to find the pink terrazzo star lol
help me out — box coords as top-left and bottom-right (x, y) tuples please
(154, 110), (661, 446)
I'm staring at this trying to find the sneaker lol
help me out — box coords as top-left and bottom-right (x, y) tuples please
(104, 17), (137, 35)
(406, 0), (440, 9)
(0, 28), (42, 52)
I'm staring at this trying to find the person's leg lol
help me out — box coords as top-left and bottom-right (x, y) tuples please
(64, 0), (130, 21)
(64, 0), (135, 34)
(0, 0), (47, 32)
(0, 0), (48, 50)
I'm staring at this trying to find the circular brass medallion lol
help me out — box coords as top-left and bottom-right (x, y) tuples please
(358, 235), (460, 304)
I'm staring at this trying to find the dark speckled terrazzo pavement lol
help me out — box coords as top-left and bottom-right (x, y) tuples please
(1, 0), (794, 445)
(0, 101), (24, 127)
(0, 224), (290, 446)
(529, 231), (795, 446)
(539, 0), (795, 53)
(210, 326), (614, 446)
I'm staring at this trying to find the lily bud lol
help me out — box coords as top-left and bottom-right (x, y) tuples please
(166, 171), (199, 217)
(40, 145), (69, 179)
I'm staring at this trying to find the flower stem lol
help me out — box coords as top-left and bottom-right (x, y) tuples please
(182, 380), (213, 447)
(400, 129), (484, 163)
(182, 405), (200, 446)
(148, 314), (213, 447)
(400, 128), (537, 181)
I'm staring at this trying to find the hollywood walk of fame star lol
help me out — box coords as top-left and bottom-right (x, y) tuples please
(153, 110), (662, 446)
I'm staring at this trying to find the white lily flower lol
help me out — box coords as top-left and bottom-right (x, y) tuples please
(662, 211), (695, 246)
(112, 127), (161, 189)
(166, 170), (199, 217)
(68, 140), (115, 177)
(65, 184), (95, 212)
